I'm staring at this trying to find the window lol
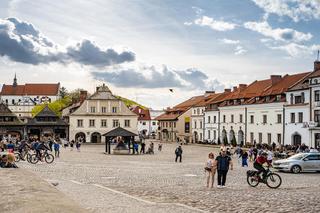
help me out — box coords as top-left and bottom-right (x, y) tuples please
(298, 112), (303, 123)
(169, 122), (172, 128)
(239, 114), (243, 123)
(214, 116), (216, 123)
(194, 121), (197, 129)
(277, 134), (281, 143)
(277, 114), (282, 123)
(208, 130), (211, 139)
(200, 133), (203, 141)
(113, 119), (119, 127)
(101, 119), (107, 127)
(101, 107), (107, 113)
(125, 120), (130, 127)
(231, 115), (234, 123)
(90, 107), (96, 113)
(200, 121), (202, 129)
(213, 130), (216, 139)
(152, 121), (156, 125)
(173, 122), (176, 128)
(250, 132), (254, 143)
(250, 115), (254, 124)
(142, 122), (146, 125)
(315, 110), (320, 123)
(12, 99), (15, 105)
(112, 107), (117, 113)
(208, 116), (211, 123)
(194, 109), (196, 114)
(263, 115), (267, 124)
(197, 108), (200, 115)
(258, 133), (262, 143)
(223, 115), (226, 123)
(315, 90), (320, 101)
(294, 96), (302, 104)
(267, 133), (271, 144)
(77, 119), (83, 127)
(291, 113), (295, 123)
(89, 119), (95, 127)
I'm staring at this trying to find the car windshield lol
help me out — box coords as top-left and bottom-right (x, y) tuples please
(288, 153), (307, 160)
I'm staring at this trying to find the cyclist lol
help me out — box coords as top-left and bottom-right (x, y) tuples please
(35, 141), (50, 161)
(253, 151), (271, 181)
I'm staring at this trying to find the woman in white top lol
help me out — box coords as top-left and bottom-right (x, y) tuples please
(205, 152), (216, 188)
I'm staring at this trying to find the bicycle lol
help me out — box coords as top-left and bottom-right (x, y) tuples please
(247, 166), (282, 189)
(30, 150), (55, 164)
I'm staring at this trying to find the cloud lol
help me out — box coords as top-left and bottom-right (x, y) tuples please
(191, 16), (237, 31)
(234, 46), (247, 55)
(92, 65), (224, 90)
(267, 43), (320, 57)
(251, 0), (320, 22)
(220, 39), (240, 44)
(244, 21), (312, 42)
(0, 17), (135, 66)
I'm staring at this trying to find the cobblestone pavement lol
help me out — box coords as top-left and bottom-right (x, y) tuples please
(19, 141), (320, 213)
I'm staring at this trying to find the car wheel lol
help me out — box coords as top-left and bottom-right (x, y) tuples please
(291, 165), (301, 174)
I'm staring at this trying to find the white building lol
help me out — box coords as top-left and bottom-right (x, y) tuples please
(0, 75), (60, 120)
(67, 84), (138, 143)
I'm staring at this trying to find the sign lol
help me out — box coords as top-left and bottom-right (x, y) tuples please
(185, 117), (190, 133)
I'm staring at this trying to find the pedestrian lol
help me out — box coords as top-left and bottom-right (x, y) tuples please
(240, 150), (248, 167)
(158, 142), (162, 152)
(205, 152), (216, 188)
(76, 140), (81, 152)
(140, 141), (145, 154)
(175, 145), (183, 163)
(215, 149), (233, 188)
(54, 142), (60, 158)
(133, 142), (139, 154)
(70, 140), (74, 151)
(48, 139), (53, 152)
(253, 147), (258, 161)
(63, 139), (68, 149)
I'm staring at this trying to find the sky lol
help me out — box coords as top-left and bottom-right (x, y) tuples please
(0, 0), (320, 109)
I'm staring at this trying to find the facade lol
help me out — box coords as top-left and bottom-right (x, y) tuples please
(149, 109), (164, 138)
(0, 75), (60, 120)
(0, 103), (25, 140)
(131, 106), (152, 137)
(68, 84), (138, 143)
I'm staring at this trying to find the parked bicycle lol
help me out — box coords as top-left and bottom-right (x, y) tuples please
(247, 166), (282, 189)
(30, 150), (55, 164)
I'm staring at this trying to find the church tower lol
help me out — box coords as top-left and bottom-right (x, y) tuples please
(13, 73), (17, 87)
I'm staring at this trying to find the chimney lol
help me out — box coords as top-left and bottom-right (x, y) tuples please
(270, 75), (282, 85)
(80, 90), (87, 103)
(205, 91), (215, 94)
(238, 84), (247, 89)
(314, 61), (320, 71)
(224, 89), (231, 93)
(233, 86), (238, 92)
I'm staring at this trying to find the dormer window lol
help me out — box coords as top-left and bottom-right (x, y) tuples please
(255, 97), (260, 101)
(276, 95), (281, 101)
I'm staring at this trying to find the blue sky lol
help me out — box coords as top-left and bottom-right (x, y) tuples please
(0, 0), (320, 109)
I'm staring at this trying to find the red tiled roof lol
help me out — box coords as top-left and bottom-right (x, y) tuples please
(261, 72), (310, 96)
(0, 84), (60, 96)
(131, 106), (151, 121)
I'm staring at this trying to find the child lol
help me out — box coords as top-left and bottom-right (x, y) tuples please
(54, 142), (60, 158)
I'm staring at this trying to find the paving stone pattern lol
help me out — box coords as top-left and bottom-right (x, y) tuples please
(19, 141), (320, 213)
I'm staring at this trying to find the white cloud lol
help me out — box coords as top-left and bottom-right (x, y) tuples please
(220, 38), (240, 44)
(183, 22), (193, 26)
(268, 43), (320, 57)
(193, 16), (237, 31)
(244, 21), (312, 42)
(251, 0), (320, 22)
(234, 46), (247, 55)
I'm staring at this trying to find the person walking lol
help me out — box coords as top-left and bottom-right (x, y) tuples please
(205, 153), (216, 188)
(175, 145), (183, 163)
(54, 142), (60, 158)
(140, 141), (146, 154)
(158, 142), (162, 152)
(215, 149), (233, 188)
(70, 140), (74, 151)
(240, 150), (248, 167)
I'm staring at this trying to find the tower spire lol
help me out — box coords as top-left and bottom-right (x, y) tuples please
(13, 73), (17, 87)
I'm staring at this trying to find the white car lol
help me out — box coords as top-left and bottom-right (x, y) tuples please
(273, 153), (320, 174)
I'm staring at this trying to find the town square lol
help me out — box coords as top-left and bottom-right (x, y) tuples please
(1, 1), (320, 213)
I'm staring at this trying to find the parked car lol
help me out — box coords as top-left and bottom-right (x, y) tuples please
(273, 153), (320, 174)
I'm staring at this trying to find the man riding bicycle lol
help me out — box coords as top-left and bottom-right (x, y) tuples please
(35, 141), (50, 160)
(253, 151), (271, 181)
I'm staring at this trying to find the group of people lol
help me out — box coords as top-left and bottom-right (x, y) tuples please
(63, 139), (82, 152)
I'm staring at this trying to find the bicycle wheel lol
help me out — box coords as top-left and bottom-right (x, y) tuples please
(247, 175), (259, 187)
(30, 154), (39, 164)
(27, 153), (32, 163)
(45, 154), (54, 164)
(266, 173), (282, 189)
(14, 153), (20, 162)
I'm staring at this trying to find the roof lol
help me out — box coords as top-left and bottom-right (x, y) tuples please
(261, 72), (310, 96)
(0, 84), (60, 96)
(131, 106), (151, 120)
(34, 105), (59, 118)
(194, 93), (221, 107)
(88, 84), (117, 100)
(103, 127), (137, 137)
(0, 103), (24, 125)
(155, 111), (180, 121)
(27, 105), (68, 126)
(173, 95), (204, 110)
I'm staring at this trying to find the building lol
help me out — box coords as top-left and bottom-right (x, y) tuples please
(67, 84), (138, 143)
(0, 103), (25, 140)
(131, 106), (152, 136)
(156, 95), (204, 143)
(0, 75), (60, 120)
(149, 109), (164, 138)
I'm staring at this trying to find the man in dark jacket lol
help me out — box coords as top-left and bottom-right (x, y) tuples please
(175, 146), (183, 163)
(215, 149), (233, 188)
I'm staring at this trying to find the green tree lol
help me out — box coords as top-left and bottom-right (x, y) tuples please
(59, 87), (68, 98)
(32, 96), (72, 117)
